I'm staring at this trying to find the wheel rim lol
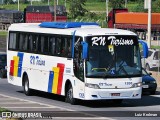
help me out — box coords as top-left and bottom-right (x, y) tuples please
(67, 87), (73, 102)
(24, 80), (29, 92)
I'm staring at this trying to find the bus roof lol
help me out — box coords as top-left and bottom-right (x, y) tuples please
(9, 22), (137, 36)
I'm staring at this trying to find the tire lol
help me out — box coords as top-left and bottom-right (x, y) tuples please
(150, 91), (156, 95)
(65, 85), (77, 105)
(146, 64), (151, 71)
(0, 69), (5, 78)
(23, 75), (32, 96)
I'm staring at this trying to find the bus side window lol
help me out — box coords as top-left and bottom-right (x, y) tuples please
(61, 37), (68, 57)
(40, 36), (49, 54)
(35, 35), (39, 53)
(9, 32), (17, 50)
(66, 37), (72, 58)
(43, 36), (49, 54)
(19, 33), (24, 50)
(23, 34), (28, 51)
(40, 36), (45, 53)
(29, 34), (38, 53)
(55, 37), (61, 55)
(49, 37), (56, 55)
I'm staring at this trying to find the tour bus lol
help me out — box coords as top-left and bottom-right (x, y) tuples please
(7, 22), (148, 104)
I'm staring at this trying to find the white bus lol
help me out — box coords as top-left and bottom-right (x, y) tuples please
(7, 22), (148, 104)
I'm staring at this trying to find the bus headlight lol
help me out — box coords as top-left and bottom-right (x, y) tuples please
(85, 83), (100, 89)
(150, 81), (156, 84)
(131, 82), (142, 88)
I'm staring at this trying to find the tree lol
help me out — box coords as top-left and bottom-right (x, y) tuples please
(109, 0), (125, 9)
(152, 0), (160, 12)
(67, 0), (88, 19)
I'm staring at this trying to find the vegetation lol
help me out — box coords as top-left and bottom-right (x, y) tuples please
(0, 31), (7, 36)
(109, 0), (125, 9)
(0, 107), (9, 112)
(67, 0), (88, 19)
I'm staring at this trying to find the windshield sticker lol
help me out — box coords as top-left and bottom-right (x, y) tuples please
(91, 36), (134, 46)
(91, 36), (106, 46)
(108, 45), (114, 52)
(110, 70), (115, 75)
(108, 36), (134, 46)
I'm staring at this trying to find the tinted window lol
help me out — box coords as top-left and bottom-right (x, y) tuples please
(9, 33), (17, 49)
(0, 55), (6, 62)
(154, 51), (160, 60)
(148, 51), (153, 57)
(8, 31), (72, 57)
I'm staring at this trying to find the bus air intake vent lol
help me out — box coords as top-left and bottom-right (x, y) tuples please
(39, 22), (99, 29)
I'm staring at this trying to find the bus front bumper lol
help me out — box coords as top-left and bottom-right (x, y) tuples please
(83, 87), (142, 100)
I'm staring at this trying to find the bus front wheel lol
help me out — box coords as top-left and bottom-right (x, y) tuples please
(65, 85), (77, 105)
(23, 75), (32, 96)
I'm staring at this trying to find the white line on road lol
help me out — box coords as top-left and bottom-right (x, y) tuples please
(3, 107), (54, 108)
(0, 102), (35, 104)
(0, 93), (72, 111)
(0, 93), (116, 120)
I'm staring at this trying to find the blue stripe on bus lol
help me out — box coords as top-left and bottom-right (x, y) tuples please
(48, 71), (54, 93)
(39, 22), (99, 29)
(72, 30), (76, 58)
(17, 52), (24, 77)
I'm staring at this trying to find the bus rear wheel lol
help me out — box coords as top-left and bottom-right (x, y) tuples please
(23, 75), (32, 96)
(65, 85), (77, 105)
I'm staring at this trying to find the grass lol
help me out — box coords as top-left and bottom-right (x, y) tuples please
(85, 2), (106, 12)
(0, 107), (9, 112)
(151, 45), (160, 49)
(0, 31), (7, 37)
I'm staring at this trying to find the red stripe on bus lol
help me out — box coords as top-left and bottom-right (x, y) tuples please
(57, 63), (65, 95)
(10, 60), (14, 76)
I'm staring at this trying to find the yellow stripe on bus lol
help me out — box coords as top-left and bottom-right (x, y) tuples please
(13, 56), (19, 77)
(52, 67), (60, 94)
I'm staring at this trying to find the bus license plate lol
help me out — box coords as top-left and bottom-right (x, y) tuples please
(111, 93), (120, 96)
(142, 85), (149, 88)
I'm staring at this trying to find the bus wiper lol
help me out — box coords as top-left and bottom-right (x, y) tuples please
(103, 72), (109, 78)
(118, 65), (129, 76)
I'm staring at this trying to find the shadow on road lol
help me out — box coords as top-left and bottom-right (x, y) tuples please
(17, 89), (160, 108)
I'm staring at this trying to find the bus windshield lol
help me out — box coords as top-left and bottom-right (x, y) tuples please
(85, 35), (141, 78)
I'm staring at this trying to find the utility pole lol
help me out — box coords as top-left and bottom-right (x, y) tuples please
(147, 0), (151, 48)
(57, 0), (58, 5)
(48, 0), (49, 5)
(18, 0), (19, 11)
(106, 0), (109, 21)
(54, 0), (57, 21)
(125, 0), (127, 8)
(65, 0), (66, 7)
(31, 0), (32, 6)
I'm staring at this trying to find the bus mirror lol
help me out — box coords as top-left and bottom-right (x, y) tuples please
(81, 42), (88, 59)
(138, 40), (148, 58)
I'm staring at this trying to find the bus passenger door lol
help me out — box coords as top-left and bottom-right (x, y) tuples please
(73, 37), (85, 99)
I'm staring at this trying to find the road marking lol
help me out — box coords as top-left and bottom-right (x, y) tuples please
(0, 102), (35, 104)
(0, 93), (116, 120)
(0, 98), (15, 100)
(3, 107), (54, 108)
(0, 93), (72, 111)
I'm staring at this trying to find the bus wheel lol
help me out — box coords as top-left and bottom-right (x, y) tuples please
(65, 85), (77, 105)
(23, 75), (32, 96)
(0, 69), (5, 78)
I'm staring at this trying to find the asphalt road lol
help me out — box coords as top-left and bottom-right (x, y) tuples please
(0, 78), (160, 120)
